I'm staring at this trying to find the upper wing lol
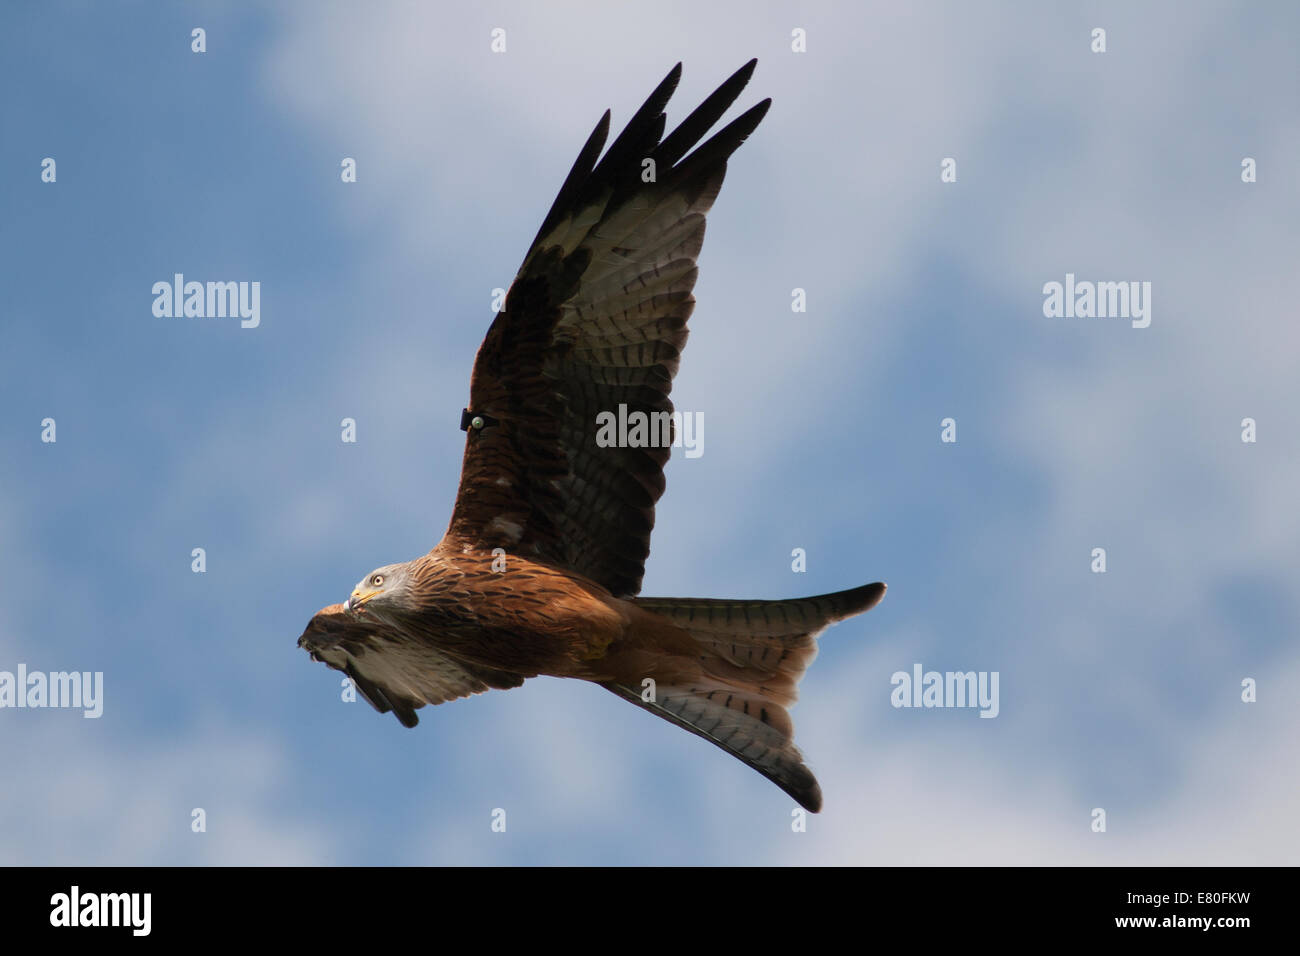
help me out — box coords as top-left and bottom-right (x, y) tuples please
(297, 604), (525, 727)
(443, 61), (771, 598)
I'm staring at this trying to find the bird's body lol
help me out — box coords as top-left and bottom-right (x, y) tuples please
(350, 548), (629, 680)
(297, 60), (886, 811)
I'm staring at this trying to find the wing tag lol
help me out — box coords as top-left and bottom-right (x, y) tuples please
(460, 408), (500, 433)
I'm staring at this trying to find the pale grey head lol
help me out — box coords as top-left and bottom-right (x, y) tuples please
(345, 562), (416, 614)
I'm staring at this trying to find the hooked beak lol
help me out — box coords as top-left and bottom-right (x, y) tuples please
(346, 588), (382, 612)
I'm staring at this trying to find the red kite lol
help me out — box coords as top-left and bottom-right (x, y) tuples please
(298, 61), (886, 811)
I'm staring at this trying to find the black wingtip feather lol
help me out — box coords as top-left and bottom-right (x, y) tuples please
(529, 109), (611, 250)
(591, 62), (682, 182)
(656, 59), (760, 168)
(670, 97), (771, 187)
(528, 62), (768, 255)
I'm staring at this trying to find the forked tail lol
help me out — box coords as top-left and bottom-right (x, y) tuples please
(602, 581), (886, 812)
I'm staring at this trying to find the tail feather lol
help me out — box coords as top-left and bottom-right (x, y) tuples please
(606, 581), (886, 811)
(603, 679), (820, 809)
(634, 582), (885, 638)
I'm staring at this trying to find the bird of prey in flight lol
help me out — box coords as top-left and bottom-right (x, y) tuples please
(297, 60), (886, 812)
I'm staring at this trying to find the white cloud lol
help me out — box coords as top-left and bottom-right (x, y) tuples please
(782, 653), (1299, 865)
(0, 722), (331, 865)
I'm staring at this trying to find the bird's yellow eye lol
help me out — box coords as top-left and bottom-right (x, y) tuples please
(372, 575), (384, 587)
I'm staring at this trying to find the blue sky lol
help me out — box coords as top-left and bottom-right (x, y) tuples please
(1, 1), (1296, 864)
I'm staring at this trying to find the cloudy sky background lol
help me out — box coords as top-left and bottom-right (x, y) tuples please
(1, 1), (1296, 864)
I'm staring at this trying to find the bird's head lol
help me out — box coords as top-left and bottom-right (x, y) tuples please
(345, 562), (413, 614)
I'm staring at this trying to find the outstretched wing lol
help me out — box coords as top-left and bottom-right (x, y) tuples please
(443, 61), (770, 598)
(297, 604), (525, 727)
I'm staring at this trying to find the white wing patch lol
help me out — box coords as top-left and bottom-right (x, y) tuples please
(487, 515), (524, 543)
